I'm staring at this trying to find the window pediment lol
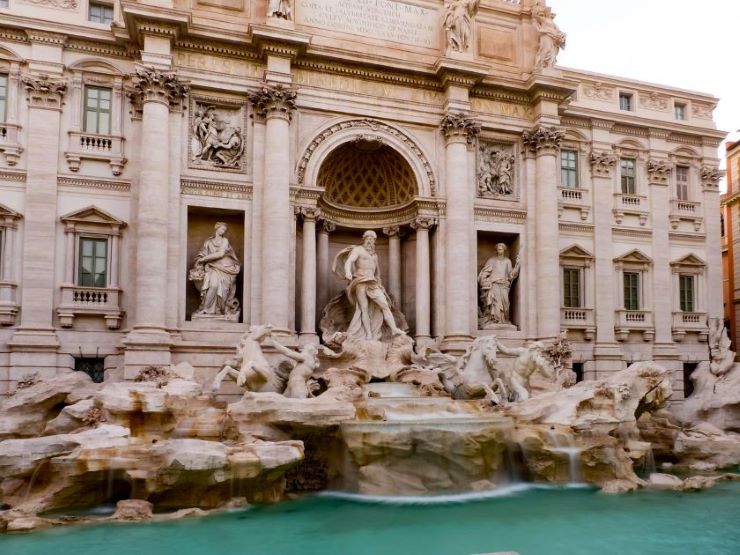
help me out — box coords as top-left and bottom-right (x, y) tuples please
(0, 202), (22, 228)
(614, 249), (651, 269)
(60, 205), (126, 234)
(560, 244), (593, 267)
(671, 253), (706, 274)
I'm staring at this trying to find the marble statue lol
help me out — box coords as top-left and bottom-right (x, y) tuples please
(478, 243), (521, 328)
(267, 339), (324, 399)
(708, 318), (735, 376)
(188, 222), (241, 321)
(496, 333), (574, 395)
(532, 1), (566, 71)
(478, 143), (515, 197)
(267, 0), (292, 20)
(321, 230), (407, 342)
(192, 104), (244, 169)
(211, 324), (288, 393)
(443, 0), (480, 53)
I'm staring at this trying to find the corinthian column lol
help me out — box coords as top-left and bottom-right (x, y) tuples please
(317, 219), (335, 322)
(412, 216), (436, 345)
(250, 84), (297, 334)
(298, 206), (320, 343)
(383, 226), (402, 305)
(10, 75), (67, 371)
(441, 113), (480, 349)
(523, 125), (565, 339)
(124, 68), (188, 376)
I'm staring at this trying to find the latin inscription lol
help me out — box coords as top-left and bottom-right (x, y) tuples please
(294, 69), (442, 103)
(296, 0), (439, 49)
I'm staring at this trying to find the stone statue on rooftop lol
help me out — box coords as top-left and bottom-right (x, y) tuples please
(267, 0), (292, 20)
(443, 0), (480, 54)
(532, 1), (566, 71)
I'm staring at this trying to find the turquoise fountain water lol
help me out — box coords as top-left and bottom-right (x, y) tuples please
(2, 482), (740, 555)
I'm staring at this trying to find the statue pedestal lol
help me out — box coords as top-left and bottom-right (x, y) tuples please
(191, 312), (239, 323)
(478, 323), (518, 332)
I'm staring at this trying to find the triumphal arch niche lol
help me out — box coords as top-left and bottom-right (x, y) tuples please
(295, 119), (441, 346)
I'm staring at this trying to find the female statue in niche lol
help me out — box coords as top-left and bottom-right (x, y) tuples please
(189, 222), (241, 321)
(478, 243), (521, 328)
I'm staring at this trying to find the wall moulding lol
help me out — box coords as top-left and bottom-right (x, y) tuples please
(474, 205), (527, 224)
(180, 178), (253, 200)
(57, 176), (131, 193)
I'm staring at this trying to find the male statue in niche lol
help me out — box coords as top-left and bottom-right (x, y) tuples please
(478, 243), (521, 328)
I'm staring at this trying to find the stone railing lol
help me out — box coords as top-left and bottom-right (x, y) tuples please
(671, 311), (708, 342)
(669, 199), (703, 231)
(65, 131), (126, 176)
(613, 193), (648, 225)
(57, 285), (123, 329)
(558, 187), (590, 220)
(671, 199), (699, 214)
(560, 307), (595, 340)
(0, 280), (19, 326)
(0, 122), (23, 166)
(615, 309), (654, 341)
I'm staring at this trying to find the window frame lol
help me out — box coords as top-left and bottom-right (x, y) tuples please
(560, 149), (579, 188)
(619, 92), (633, 111)
(562, 266), (582, 308)
(88, 1), (114, 25)
(674, 103), (686, 121)
(679, 274), (695, 312)
(620, 157), (637, 194)
(0, 73), (7, 123)
(77, 235), (109, 288)
(623, 271), (641, 311)
(83, 84), (113, 135)
(675, 164), (690, 201)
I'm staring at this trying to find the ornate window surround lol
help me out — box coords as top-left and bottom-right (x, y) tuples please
(65, 60), (127, 176)
(559, 245), (594, 340)
(670, 253), (708, 342)
(614, 249), (654, 341)
(612, 139), (648, 226)
(0, 47), (24, 167)
(558, 134), (591, 220)
(668, 146), (703, 231)
(57, 205), (126, 329)
(0, 202), (21, 325)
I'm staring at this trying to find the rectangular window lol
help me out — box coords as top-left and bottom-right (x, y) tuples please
(83, 86), (112, 135)
(562, 268), (581, 308)
(679, 274), (695, 312)
(676, 165), (689, 201)
(620, 158), (636, 194)
(89, 2), (114, 25)
(674, 103), (686, 120)
(560, 150), (578, 188)
(619, 93), (633, 111)
(78, 237), (108, 288)
(623, 271), (640, 310)
(0, 73), (7, 123)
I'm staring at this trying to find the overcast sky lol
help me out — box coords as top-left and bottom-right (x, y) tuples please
(548, 0), (739, 172)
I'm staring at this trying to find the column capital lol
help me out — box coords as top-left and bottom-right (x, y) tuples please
(319, 219), (336, 233)
(382, 226), (401, 237)
(590, 150), (618, 178)
(129, 66), (189, 109)
(411, 216), (437, 231)
(22, 74), (67, 110)
(295, 205), (322, 221)
(647, 158), (673, 185)
(440, 112), (480, 146)
(701, 166), (722, 189)
(522, 125), (565, 156)
(249, 84), (297, 121)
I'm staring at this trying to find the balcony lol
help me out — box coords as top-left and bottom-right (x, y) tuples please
(558, 187), (590, 220)
(57, 285), (123, 329)
(615, 309), (654, 341)
(613, 193), (648, 226)
(65, 132), (127, 176)
(671, 311), (708, 342)
(669, 199), (702, 231)
(560, 307), (595, 340)
(0, 281), (18, 326)
(0, 122), (23, 166)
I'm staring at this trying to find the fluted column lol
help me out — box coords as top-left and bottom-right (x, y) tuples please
(299, 207), (320, 342)
(523, 125), (564, 339)
(250, 85), (296, 334)
(441, 113), (480, 349)
(412, 216), (436, 344)
(317, 219), (335, 321)
(130, 68), (187, 335)
(383, 226), (402, 305)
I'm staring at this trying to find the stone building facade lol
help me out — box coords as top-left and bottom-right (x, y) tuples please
(0, 0), (725, 396)
(721, 139), (740, 350)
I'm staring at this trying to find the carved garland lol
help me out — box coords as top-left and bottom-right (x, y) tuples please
(296, 118), (438, 195)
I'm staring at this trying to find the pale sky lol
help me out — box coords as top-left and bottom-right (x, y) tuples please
(548, 0), (739, 175)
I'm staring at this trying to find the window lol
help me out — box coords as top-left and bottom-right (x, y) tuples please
(75, 357), (105, 384)
(619, 93), (633, 111)
(623, 271), (640, 310)
(674, 103), (686, 120)
(563, 268), (581, 308)
(84, 86), (112, 135)
(78, 237), (108, 287)
(679, 274), (695, 312)
(89, 2), (114, 25)
(676, 165), (689, 201)
(0, 73), (7, 122)
(560, 150), (578, 188)
(620, 158), (636, 194)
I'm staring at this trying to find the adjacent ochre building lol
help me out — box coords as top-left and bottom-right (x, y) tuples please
(0, 0), (726, 397)
(721, 139), (740, 351)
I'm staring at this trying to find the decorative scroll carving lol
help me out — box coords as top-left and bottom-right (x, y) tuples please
(589, 151), (617, 178)
(267, 0), (292, 20)
(692, 103), (713, 120)
(647, 159), (672, 184)
(639, 92), (669, 111)
(443, 0), (480, 54)
(249, 85), (297, 120)
(411, 216), (437, 230)
(700, 166), (722, 188)
(191, 101), (245, 170)
(522, 125), (564, 154)
(21, 0), (77, 8)
(583, 82), (614, 101)
(440, 113), (481, 145)
(22, 74), (67, 109)
(477, 143), (515, 198)
(129, 67), (189, 108)
(532, 1), (566, 71)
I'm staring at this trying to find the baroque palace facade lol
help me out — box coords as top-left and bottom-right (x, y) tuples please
(0, 0), (726, 396)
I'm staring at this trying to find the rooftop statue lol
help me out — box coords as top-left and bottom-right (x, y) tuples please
(443, 0), (480, 54)
(267, 0), (292, 20)
(532, 1), (566, 71)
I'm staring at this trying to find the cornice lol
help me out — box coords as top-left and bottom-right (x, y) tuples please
(612, 227), (653, 240)
(25, 29), (68, 46)
(470, 86), (530, 106)
(0, 169), (27, 182)
(175, 38), (257, 60)
(58, 175), (131, 192)
(181, 178), (253, 200)
(474, 206), (527, 222)
(559, 223), (594, 234)
(294, 59), (441, 92)
(561, 117), (591, 129)
(667, 133), (702, 147)
(0, 27), (29, 44)
(668, 232), (706, 242)
(65, 39), (134, 59)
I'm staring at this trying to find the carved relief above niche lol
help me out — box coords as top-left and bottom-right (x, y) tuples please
(189, 95), (247, 173)
(477, 142), (516, 199)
